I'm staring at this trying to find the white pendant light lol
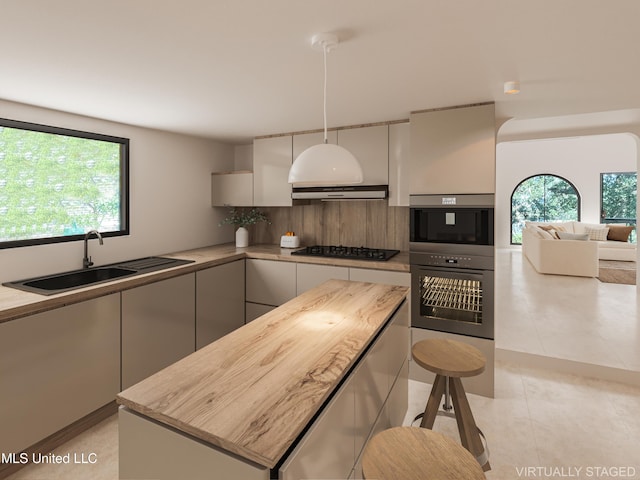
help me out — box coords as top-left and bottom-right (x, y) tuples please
(288, 33), (363, 186)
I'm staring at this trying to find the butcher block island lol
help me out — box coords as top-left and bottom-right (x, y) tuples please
(117, 279), (409, 480)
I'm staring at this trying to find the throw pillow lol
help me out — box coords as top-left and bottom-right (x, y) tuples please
(606, 224), (634, 242)
(585, 226), (609, 241)
(539, 224), (565, 239)
(557, 232), (590, 241)
(533, 226), (554, 239)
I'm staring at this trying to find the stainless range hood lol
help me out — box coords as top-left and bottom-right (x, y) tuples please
(292, 184), (388, 200)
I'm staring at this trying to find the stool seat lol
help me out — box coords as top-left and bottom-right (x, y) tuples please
(412, 338), (486, 378)
(362, 426), (486, 480)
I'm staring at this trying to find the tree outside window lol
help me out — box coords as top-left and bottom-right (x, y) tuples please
(601, 172), (637, 243)
(511, 174), (580, 244)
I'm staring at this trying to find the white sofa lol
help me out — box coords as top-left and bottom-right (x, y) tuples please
(521, 221), (636, 277)
(522, 227), (599, 277)
(524, 221), (636, 262)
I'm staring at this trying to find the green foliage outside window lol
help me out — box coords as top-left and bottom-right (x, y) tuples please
(601, 172), (637, 243)
(0, 121), (127, 247)
(511, 175), (580, 244)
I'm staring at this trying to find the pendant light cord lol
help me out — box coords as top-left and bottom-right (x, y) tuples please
(323, 42), (328, 144)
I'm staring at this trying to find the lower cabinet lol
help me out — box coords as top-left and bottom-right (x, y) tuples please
(245, 258), (297, 323)
(245, 302), (275, 323)
(296, 263), (349, 295)
(0, 294), (120, 454)
(278, 372), (356, 480)
(196, 260), (245, 349)
(279, 300), (409, 480)
(349, 267), (410, 287)
(122, 274), (196, 389)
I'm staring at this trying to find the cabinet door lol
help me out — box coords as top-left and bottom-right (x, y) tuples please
(388, 122), (410, 206)
(245, 259), (296, 306)
(253, 135), (293, 206)
(409, 103), (496, 194)
(122, 274), (196, 389)
(349, 268), (410, 287)
(211, 172), (253, 206)
(0, 294), (120, 454)
(279, 376), (355, 480)
(245, 302), (276, 323)
(196, 260), (245, 349)
(337, 125), (388, 185)
(387, 302), (410, 388)
(292, 130), (338, 172)
(388, 359), (409, 428)
(296, 263), (349, 295)
(353, 330), (388, 458)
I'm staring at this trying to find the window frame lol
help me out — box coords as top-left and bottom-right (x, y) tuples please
(0, 117), (130, 249)
(510, 173), (581, 245)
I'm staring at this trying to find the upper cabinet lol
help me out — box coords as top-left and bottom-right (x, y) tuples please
(388, 122), (410, 206)
(409, 103), (496, 194)
(293, 130), (338, 158)
(211, 171), (253, 207)
(337, 125), (389, 186)
(253, 135), (293, 206)
(251, 124), (392, 205)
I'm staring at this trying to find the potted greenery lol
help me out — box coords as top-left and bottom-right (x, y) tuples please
(218, 207), (270, 247)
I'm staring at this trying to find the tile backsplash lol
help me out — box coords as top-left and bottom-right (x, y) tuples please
(223, 201), (409, 251)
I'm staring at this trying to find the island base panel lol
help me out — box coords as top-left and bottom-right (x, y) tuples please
(118, 408), (269, 480)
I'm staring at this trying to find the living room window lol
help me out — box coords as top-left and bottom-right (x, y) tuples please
(511, 174), (580, 244)
(600, 172), (637, 243)
(0, 118), (129, 249)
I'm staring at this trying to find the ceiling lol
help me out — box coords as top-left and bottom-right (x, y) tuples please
(2, 0), (639, 143)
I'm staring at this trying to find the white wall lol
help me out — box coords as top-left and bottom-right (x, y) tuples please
(495, 133), (638, 248)
(0, 99), (235, 283)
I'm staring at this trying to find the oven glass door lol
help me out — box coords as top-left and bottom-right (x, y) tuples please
(411, 265), (494, 340)
(410, 207), (494, 245)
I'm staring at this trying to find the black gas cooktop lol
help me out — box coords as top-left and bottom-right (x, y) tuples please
(291, 245), (400, 261)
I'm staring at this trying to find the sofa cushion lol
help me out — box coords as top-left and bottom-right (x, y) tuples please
(525, 221), (575, 233)
(531, 226), (555, 239)
(596, 240), (636, 250)
(606, 224), (634, 242)
(585, 226), (609, 241)
(557, 232), (590, 241)
(572, 222), (602, 234)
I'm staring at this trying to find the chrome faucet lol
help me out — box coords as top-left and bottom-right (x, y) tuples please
(83, 230), (103, 269)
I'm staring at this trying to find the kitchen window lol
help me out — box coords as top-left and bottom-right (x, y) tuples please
(510, 174), (580, 244)
(0, 118), (129, 249)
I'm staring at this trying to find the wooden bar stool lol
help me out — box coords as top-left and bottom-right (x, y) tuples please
(362, 426), (486, 480)
(412, 338), (490, 472)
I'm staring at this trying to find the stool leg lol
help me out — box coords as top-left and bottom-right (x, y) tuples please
(420, 374), (446, 429)
(449, 377), (491, 472)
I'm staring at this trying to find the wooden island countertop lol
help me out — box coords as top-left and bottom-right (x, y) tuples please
(116, 279), (408, 469)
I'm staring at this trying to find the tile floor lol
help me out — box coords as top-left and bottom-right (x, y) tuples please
(8, 248), (640, 479)
(496, 248), (639, 372)
(9, 363), (640, 480)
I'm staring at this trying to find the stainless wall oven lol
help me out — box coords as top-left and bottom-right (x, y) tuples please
(410, 194), (495, 340)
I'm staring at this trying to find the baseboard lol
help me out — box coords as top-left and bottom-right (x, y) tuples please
(0, 401), (118, 480)
(496, 348), (640, 388)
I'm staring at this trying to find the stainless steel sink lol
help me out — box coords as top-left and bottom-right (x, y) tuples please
(3, 256), (194, 295)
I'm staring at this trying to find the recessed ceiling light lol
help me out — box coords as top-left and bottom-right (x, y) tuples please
(504, 81), (520, 95)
